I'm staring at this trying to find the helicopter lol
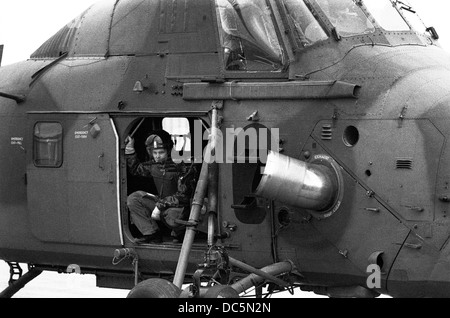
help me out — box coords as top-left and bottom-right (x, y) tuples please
(0, 0), (450, 299)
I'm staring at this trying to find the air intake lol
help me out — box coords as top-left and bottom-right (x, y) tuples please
(256, 152), (344, 219)
(396, 158), (413, 170)
(321, 124), (332, 140)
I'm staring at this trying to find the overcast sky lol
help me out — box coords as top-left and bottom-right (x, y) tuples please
(0, 0), (449, 66)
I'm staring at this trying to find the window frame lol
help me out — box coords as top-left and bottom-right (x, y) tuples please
(32, 121), (64, 168)
(213, 0), (291, 79)
(278, 0), (330, 50)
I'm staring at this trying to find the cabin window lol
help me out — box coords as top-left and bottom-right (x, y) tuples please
(215, 0), (286, 72)
(315, 0), (375, 37)
(281, 0), (328, 47)
(33, 122), (63, 167)
(364, 0), (410, 31)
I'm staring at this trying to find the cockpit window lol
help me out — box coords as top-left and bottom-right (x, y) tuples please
(282, 0), (328, 47)
(393, 1), (427, 34)
(316, 0), (375, 37)
(363, 0), (410, 31)
(215, 0), (286, 72)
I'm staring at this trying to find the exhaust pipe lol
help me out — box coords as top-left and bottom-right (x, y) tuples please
(230, 259), (294, 294)
(256, 151), (343, 219)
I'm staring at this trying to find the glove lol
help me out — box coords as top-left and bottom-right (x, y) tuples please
(151, 206), (161, 221)
(125, 136), (135, 155)
(157, 196), (178, 210)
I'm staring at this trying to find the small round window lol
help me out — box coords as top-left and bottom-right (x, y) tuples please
(343, 126), (359, 147)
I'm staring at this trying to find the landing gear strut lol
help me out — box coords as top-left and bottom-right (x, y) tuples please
(0, 262), (43, 298)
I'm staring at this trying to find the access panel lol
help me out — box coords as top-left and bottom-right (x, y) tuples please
(27, 114), (122, 246)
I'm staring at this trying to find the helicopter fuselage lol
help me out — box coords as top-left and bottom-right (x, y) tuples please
(1, 0), (450, 298)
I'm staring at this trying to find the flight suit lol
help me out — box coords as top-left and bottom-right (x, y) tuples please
(126, 153), (195, 238)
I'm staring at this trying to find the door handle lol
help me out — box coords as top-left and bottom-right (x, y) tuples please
(98, 153), (105, 170)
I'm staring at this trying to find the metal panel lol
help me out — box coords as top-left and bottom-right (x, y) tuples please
(108, 0), (160, 55)
(72, 0), (115, 57)
(312, 119), (444, 222)
(284, 138), (411, 286)
(165, 53), (220, 79)
(28, 169), (70, 242)
(27, 114), (121, 246)
(183, 81), (360, 100)
(157, 0), (217, 53)
(109, 0), (217, 55)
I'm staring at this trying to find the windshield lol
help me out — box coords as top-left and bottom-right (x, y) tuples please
(315, 0), (375, 37)
(215, 0), (286, 72)
(394, 1), (428, 33)
(363, 0), (410, 31)
(282, 0), (328, 47)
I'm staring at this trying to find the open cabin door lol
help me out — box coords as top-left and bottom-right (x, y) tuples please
(26, 113), (122, 246)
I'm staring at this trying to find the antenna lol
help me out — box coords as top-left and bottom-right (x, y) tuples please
(0, 45), (3, 67)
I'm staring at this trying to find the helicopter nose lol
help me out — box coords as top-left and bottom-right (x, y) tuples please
(382, 65), (450, 119)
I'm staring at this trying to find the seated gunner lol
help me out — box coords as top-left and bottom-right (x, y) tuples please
(125, 130), (197, 244)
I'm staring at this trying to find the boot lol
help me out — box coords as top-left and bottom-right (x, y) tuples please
(135, 231), (163, 244)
